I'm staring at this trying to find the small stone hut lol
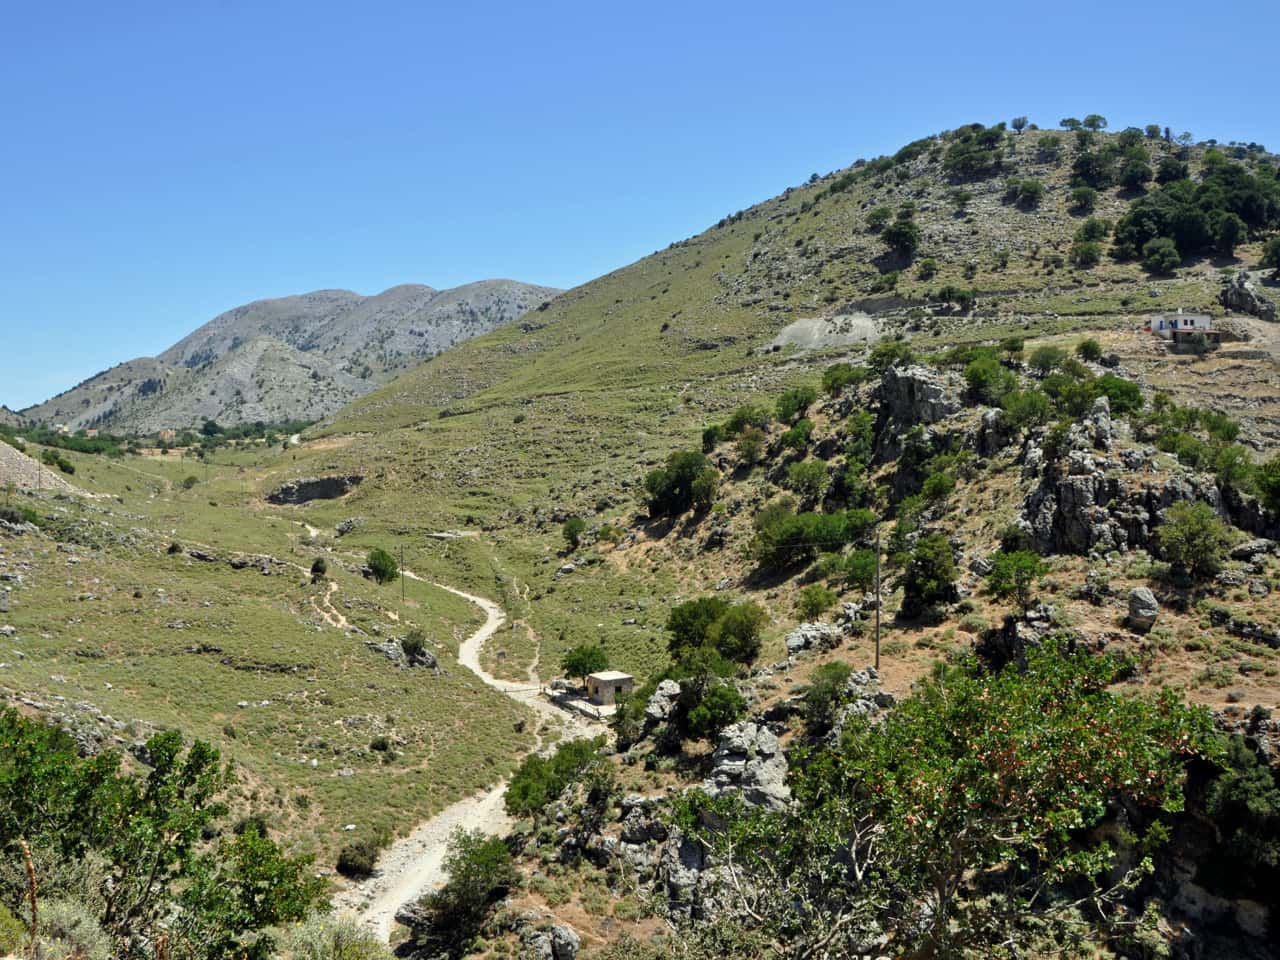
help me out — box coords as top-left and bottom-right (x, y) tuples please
(585, 670), (634, 706)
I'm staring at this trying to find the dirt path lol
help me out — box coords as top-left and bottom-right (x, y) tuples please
(335, 567), (603, 941)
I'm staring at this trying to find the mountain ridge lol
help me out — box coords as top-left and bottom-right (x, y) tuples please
(19, 278), (561, 432)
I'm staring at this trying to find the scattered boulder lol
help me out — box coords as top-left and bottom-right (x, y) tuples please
(265, 475), (363, 505)
(1230, 539), (1274, 562)
(1220, 271), (1277, 322)
(335, 517), (362, 537)
(784, 622), (843, 657)
(1128, 587), (1159, 633)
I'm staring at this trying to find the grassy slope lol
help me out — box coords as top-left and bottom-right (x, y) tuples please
(4, 122), (1278, 862)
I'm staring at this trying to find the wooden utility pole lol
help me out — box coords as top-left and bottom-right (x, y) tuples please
(400, 544), (405, 603)
(874, 524), (881, 673)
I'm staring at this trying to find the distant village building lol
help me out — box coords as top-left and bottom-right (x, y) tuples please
(54, 424), (70, 436)
(157, 429), (177, 443)
(585, 670), (634, 706)
(84, 428), (99, 438)
(1149, 309), (1219, 345)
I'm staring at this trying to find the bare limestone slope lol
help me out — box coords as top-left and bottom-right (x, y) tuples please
(20, 279), (561, 432)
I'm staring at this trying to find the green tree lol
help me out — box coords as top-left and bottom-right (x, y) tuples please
(667, 596), (731, 658)
(867, 339), (916, 372)
(1028, 344), (1066, 374)
(1142, 236), (1182, 274)
(1156, 155), (1188, 184)
(1069, 185), (1097, 212)
(1010, 115), (1028, 133)
(366, 548), (399, 585)
(901, 533), (957, 615)
(795, 584), (837, 619)
(1263, 237), (1280, 273)
(1158, 500), (1232, 579)
(920, 472), (955, 502)
(1059, 117), (1082, 131)
(561, 643), (609, 687)
(1001, 388), (1052, 430)
(686, 683), (747, 741)
(645, 450), (715, 516)
(999, 336), (1024, 360)
(690, 467), (719, 511)
(735, 427), (766, 465)
(706, 601), (768, 665)
(915, 258), (939, 280)
(1076, 338), (1103, 362)
(310, 557), (327, 579)
(881, 218), (922, 258)
(1082, 113), (1108, 131)
(1214, 211), (1247, 256)
(802, 660), (854, 737)
(1257, 455), (1280, 511)
(411, 828), (518, 959)
(1074, 216), (1110, 242)
(776, 384), (818, 423)
(785, 460), (829, 500)
(963, 355), (1016, 404)
(562, 516), (586, 548)
(1070, 240), (1102, 268)
(986, 550), (1048, 616)
(865, 206), (892, 230)
(821, 362), (864, 397)
(781, 419), (813, 451)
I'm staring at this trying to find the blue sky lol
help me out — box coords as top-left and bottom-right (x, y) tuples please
(1, 0), (1275, 409)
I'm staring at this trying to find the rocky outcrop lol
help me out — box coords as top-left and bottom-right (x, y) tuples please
(1128, 587), (1159, 633)
(876, 364), (961, 427)
(701, 721), (790, 811)
(784, 621), (845, 657)
(265, 475), (363, 505)
(1220, 271), (1277, 322)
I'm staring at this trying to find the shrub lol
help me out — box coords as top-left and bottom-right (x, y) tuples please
(1214, 211), (1246, 256)
(736, 427), (766, 465)
(724, 404), (771, 436)
(901, 534), (958, 615)
(1001, 389), (1052, 429)
(1069, 241), (1102, 268)
(690, 468), (719, 510)
(1257, 455), (1280, 511)
(986, 551), (1048, 616)
(882, 218), (922, 258)
(752, 504), (875, 571)
(785, 461), (829, 500)
(1158, 501), (1232, 579)
(866, 206), (892, 230)
(402, 629), (427, 662)
(1028, 345), (1067, 374)
(701, 423), (726, 451)
(1076, 338), (1103, 362)
(413, 828), (518, 957)
(1006, 178), (1045, 208)
(803, 661), (854, 736)
(336, 838), (382, 879)
(562, 516), (586, 548)
(282, 913), (395, 960)
(943, 122), (1005, 179)
(921, 472), (955, 502)
(1074, 217), (1110, 242)
(310, 557), (327, 578)
(776, 384), (818, 423)
(821, 363), (865, 397)
(686, 682), (747, 740)
(1037, 133), (1062, 160)
(781, 419), (813, 450)
(645, 450), (715, 516)
(1094, 373), (1144, 413)
(963, 356), (1016, 404)
(667, 597), (732, 657)
(1262, 237), (1280, 273)
(181, 475), (199, 490)
(1156, 155), (1188, 184)
(868, 340), (917, 372)
(999, 336), (1024, 360)
(366, 547), (399, 585)
(916, 258), (939, 280)
(796, 584), (838, 619)
(1142, 236), (1181, 274)
(706, 602), (768, 664)
(506, 738), (604, 817)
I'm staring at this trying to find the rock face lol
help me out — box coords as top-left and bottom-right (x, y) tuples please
(265, 475), (363, 505)
(1128, 587), (1160, 633)
(783, 621), (844, 657)
(644, 680), (681, 726)
(876, 364), (962, 427)
(1220, 270), (1277, 322)
(1088, 395), (1112, 450)
(701, 721), (790, 811)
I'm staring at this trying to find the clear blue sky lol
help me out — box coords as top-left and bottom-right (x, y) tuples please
(2, 0), (1275, 409)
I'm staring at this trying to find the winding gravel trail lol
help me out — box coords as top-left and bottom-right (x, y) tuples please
(335, 570), (598, 941)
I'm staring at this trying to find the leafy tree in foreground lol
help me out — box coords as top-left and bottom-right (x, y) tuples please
(677, 641), (1216, 958)
(410, 828), (518, 959)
